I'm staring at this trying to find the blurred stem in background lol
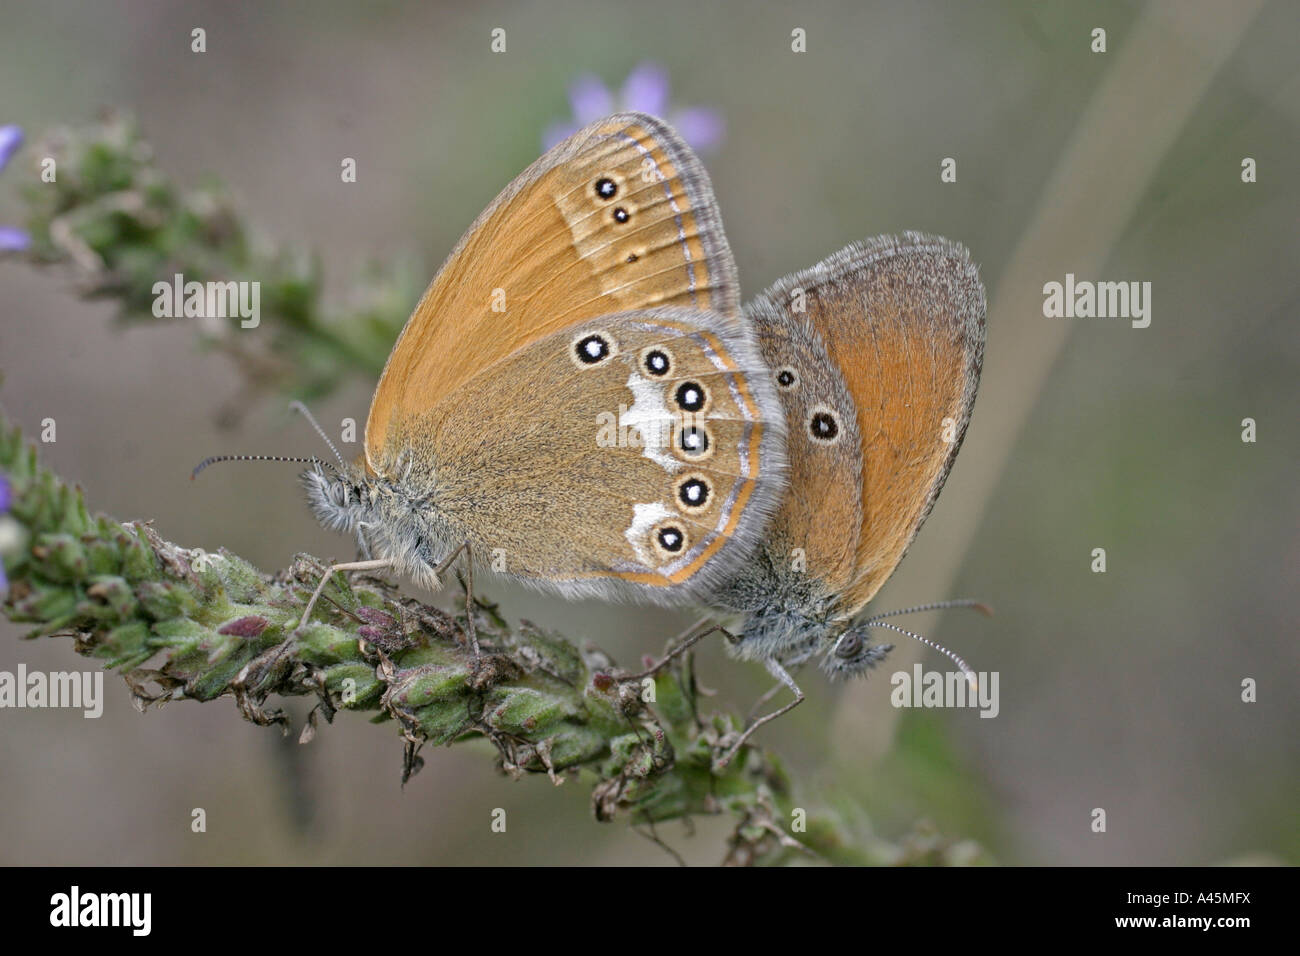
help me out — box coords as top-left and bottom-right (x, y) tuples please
(830, 0), (1268, 772)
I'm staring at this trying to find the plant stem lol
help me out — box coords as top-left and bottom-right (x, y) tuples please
(0, 413), (931, 865)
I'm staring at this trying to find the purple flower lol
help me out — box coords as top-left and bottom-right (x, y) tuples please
(0, 227), (27, 251)
(0, 474), (11, 594)
(543, 63), (725, 154)
(0, 125), (30, 253)
(0, 126), (20, 167)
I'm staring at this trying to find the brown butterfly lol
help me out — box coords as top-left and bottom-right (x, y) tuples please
(648, 233), (987, 762)
(296, 113), (787, 652)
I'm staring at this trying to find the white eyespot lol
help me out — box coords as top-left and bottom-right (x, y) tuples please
(651, 522), (689, 561)
(674, 474), (713, 515)
(775, 366), (799, 391)
(639, 345), (674, 378)
(672, 419), (714, 462)
(672, 380), (710, 414)
(571, 330), (618, 368)
(807, 404), (842, 445)
(593, 176), (619, 201)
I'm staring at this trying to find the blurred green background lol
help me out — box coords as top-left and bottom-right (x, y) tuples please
(0, 0), (1295, 865)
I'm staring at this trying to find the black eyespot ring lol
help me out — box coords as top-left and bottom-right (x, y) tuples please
(656, 526), (685, 554)
(809, 408), (840, 442)
(676, 423), (711, 458)
(613, 206), (630, 223)
(573, 332), (614, 366)
(674, 381), (708, 412)
(594, 177), (617, 199)
(676, 476), (711, 512)
(776, 367), (799, 390)
(643, 348), (671, 377)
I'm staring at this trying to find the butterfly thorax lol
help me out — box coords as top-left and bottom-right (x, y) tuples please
(301, 461), (457, 591)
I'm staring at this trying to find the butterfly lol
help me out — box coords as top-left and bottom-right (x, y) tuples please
(295, 113), (788, 655)
(656, 232), (988, 763)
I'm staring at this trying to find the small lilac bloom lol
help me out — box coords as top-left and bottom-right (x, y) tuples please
(0, 226), (29, 252)
(667, 107), (726, 154)
(0, 474), (10, 594)
(0, 125), (30, 252)
(620, 63), (670, 117)
(542, 63), (725, 154)
(569, 74), (615, 125)
(0, 126), (21, 168)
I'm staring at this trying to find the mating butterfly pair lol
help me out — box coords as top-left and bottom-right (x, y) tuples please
(299, 112), (986, 760)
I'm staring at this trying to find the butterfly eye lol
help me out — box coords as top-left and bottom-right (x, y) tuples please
(594, 177), (617, 200)
(674, 381), (709, 413)
(776, 367), (799, 391)
(572, 331), (616, 367)
(675, 475), (712, 513)
(653, 524), (688, 559)
(641, 347), (673, 377)
(675, 422), (712, 461)
(808, 406), (841, 443)
(822, 630), (893, 681)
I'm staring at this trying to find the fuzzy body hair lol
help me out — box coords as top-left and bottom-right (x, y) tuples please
(302, 457), (454, 592)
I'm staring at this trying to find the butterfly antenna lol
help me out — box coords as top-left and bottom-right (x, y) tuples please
(191, 454), (328, 480)
(867, 619), (978, 691)
(290, 400), (347, 472)
(864, 598), (993, 621)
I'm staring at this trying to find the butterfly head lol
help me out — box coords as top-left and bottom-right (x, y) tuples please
(820, 625), (893, 680)
(300, 458), (376, 537)
(820, 601), (989, 684)
(300, 455), (454, 592)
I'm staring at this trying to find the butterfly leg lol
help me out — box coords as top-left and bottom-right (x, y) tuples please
(354, 527), (373, 561)
(746, 645), (816, 722)
(298, 558), (395, 630)
(622, 617), (730, 681)
(714, 658), (804, 770)
(745, 680), (785, 725)
(430, 542), (479, 661)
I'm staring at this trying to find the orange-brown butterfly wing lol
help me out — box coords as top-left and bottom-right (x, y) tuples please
(365, 112), (737, 476)
(747, 232), (985, 617)
(742, 298), (865, 594)
(402, 307), (786, 603)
